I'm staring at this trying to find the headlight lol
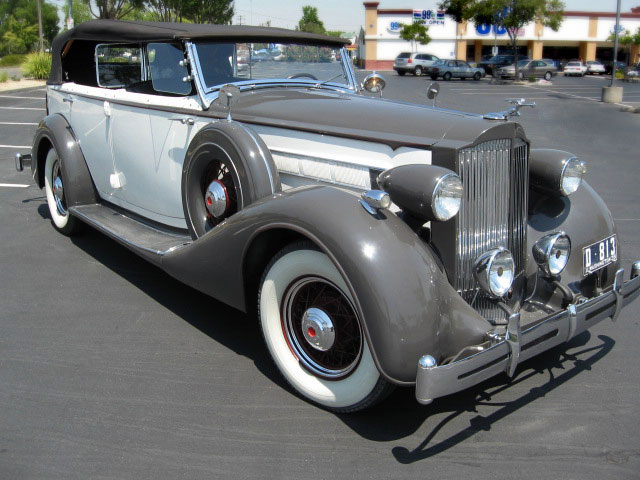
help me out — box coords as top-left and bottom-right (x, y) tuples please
(529, 149), (587, 197)
(532, 232), (571, 276)
(432, 173), (463, 221)
(560, 157), (586, 196)
(377, 165), (462, 222)
(473, 248), (515, 298)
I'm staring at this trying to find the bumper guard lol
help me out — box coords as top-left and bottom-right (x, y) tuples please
(416, 263), (640, 404)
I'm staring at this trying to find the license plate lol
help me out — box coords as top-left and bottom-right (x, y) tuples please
(583, 235), (617, 275)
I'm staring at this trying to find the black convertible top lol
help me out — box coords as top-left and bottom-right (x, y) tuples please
(49, 20), (350, 85)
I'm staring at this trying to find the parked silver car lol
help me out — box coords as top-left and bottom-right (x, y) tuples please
(393, 52), (439, 76)
(496, 59), (558, 81)
(16, 20), (640, 413)
(426, 59), (485, 80)
(586, 60), (606, 75)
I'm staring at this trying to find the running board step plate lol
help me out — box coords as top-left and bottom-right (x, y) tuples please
(69, 204), (192, 258)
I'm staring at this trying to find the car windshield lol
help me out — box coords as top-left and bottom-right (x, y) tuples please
(518, 60), (529, 66)
(433, 59), (446, 65)
(194, 42), (349, 91)
(567, 62), (580, 66)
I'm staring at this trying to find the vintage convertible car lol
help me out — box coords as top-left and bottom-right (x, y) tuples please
(16, 20), (640, 412)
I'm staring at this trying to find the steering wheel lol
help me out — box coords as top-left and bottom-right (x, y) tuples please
(288, 73), (318, 80)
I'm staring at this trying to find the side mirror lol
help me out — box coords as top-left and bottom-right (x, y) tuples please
(362, 72), (386, 97)
(219, 84), (241, 120)
(427, 81), (440, 106)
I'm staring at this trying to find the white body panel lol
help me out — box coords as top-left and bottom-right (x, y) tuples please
(50, 83), (434, 229)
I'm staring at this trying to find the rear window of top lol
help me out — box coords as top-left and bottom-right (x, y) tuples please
(397, 52), (411, 58)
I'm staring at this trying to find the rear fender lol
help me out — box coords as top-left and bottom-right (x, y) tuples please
(32, 113), (98, 207)
(161, 185), (492, 385)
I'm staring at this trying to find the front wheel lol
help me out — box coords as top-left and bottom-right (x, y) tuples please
(44, 148), (80, 236)
(473, 72), (481, 81)
(544, 71), (552, 81)
(258, 243), (393, 412)
(442, 72), (452, 81)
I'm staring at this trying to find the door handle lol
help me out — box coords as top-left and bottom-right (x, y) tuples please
(169, 117), (194, 125)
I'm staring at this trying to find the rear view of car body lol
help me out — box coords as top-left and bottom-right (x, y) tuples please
(393, 52), (439, 76)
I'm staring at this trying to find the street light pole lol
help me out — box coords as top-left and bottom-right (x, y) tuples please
(610, 0), (622, 86)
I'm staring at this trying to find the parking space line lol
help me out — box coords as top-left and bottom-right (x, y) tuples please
(0, 183), (30, 188)
(0, 144), (31, 148)
(0, 106), (45, 111)
(0, 122), (38, 125)
(0, 95), (45, 100)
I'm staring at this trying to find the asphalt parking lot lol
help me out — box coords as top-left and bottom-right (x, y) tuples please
(1, 75), (639, 479)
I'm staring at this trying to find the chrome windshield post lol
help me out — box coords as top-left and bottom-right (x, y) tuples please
(340, 47), (358, 91)
(185, 41), (212, 109)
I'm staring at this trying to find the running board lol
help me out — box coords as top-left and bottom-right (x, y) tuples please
(69, 204), (192, 263)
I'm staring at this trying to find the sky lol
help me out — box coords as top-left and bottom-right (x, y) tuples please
(50, 1), (640, 35)
(230, 0), (640, 34)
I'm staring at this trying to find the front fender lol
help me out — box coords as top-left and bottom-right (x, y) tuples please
(528, 181), (618, 293)
(161, 185), (492, 385)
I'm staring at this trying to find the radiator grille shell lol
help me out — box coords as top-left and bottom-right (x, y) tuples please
(453, 138), (529, 322)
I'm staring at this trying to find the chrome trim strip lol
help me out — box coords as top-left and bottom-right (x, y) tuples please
(185, 41), (210, 108)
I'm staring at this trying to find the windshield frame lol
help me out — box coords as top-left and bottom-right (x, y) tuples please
(186, 41), (357, 108)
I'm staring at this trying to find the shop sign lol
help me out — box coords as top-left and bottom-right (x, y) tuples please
(412, 9), (446, 25)
(476, 23), (524, 36)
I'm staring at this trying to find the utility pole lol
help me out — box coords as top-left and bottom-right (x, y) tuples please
(610, 0), (622, 87)
(37, 0), (44, 52)
(67, 0), (74, 30)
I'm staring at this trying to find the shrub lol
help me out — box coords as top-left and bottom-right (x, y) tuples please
(0, 54), (27, 67)
(0, 71), (8, 83)
(528, 75), (536, 82)
(22, 52), (52, 80)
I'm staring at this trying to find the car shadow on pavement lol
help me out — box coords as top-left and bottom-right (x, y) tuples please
(48, 213), (290, 390)
(337, 332), (615, 463)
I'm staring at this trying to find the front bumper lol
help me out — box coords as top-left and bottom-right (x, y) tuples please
(416, 263), (640, 404)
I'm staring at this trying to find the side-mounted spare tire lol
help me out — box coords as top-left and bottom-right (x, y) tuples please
(182, 121), (280, 239)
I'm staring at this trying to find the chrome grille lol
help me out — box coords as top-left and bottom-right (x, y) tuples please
(455, 139), (528, 322)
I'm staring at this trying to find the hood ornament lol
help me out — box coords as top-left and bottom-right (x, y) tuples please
(483, 98), (535, 121)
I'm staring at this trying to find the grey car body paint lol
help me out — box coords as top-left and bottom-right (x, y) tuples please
(527, 182), (619, 296)
(31, 113), (98, 207)
(161, 185), (494, 385)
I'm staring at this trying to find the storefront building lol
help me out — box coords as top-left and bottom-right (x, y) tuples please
(360, 2), (640, 69)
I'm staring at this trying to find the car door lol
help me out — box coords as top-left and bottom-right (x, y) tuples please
(109, 43), (196, 227)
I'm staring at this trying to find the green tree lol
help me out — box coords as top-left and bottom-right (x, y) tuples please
(184, 0), (234, 24)
(0, 0), (58, 54)
(82, 0), (146, 20)
(398, 21), (431, 52)
(69, 0), (92, 26)
(608, 27), (640, 64)
(298, 5), (325, 34)
(439, 0), (564, 78)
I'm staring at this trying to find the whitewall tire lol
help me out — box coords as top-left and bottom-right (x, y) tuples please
(44, 148), (80, 236)
(258, 243), (393, 412)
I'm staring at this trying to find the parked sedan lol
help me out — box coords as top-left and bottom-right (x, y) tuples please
(426, 59), (485, 81)
(477, 54), (530, 76)
(563, 61), (588, 76)
(586, 60), (605, 75)
(496, 59), (558, 81)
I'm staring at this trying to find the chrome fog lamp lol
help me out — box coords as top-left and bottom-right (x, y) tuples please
(432, 173), (463, 221)
(360, 190), (391, 215)
(560, 157), (586, 196)
(533, 232), (571, 277)
(474, 248), (515, 298)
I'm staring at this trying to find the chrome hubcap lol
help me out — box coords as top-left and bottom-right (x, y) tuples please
(282, 276), (362, 379)
(51, 161), (67, 215)
(204, 179), (229, 218)
(301, 308), (335, 351)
